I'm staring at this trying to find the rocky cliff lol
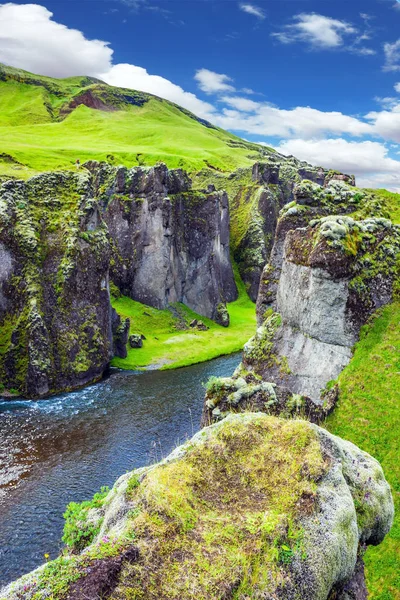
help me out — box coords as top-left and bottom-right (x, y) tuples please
(195, 157), (358, 302)
(89, 162), (237, 323)
(202, 178), (399, 424)
(1, 413), (393, 600)
(0, 171), (129, 398)
(0, 163), (237, 398)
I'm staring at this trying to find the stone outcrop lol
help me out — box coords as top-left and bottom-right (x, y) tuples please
(88, 162), (237, 324)
(196, 157), (358, 302)
(249, 215), (399, 403)
(1, 413), (393, 600)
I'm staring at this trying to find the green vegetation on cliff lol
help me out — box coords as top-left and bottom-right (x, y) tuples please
(0, 63), (269, 179)
(111, 267), (256, 370)
(326, 302), (400, 600)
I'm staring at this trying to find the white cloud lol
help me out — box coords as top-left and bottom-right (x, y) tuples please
(194, 69), (235, 94)
(213, 104), (372, 138)
(0, 3), (113, 78)
(103, 64), (215, 118)
(365, 104), (400, 142)
(239, 3), (265, 20)
(275, 138), (400, 190)
(395, 82), (400, 93)
(219, 95), (261, 112)
(272, 13), (357, 48)
(383, 39), (400, 71)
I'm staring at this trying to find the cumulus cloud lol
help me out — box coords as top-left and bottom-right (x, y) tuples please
(102, 64), (215, 118)
(275, 138), (400, 190)
(219, 95), (261, 112)
(0, 3), (113, 78)
(239, 3), (265, 20)
(272, 13), (356, 48)
(194, 69), (235, 94)
(271, 12), (375, 55)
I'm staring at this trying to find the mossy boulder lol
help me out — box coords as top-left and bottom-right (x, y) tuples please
(1, 414), (393, 600)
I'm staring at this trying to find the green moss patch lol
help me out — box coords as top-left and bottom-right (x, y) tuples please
(111, 415), (326, 599)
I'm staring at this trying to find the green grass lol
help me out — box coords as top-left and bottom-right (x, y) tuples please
(111, 266), (256, 370)
(325, 302), (400, 599)
(366, 189), (400, 225)
(0, 63), (269, 178)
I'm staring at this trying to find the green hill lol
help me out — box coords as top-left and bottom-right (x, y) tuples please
(0, 63), (270, 179)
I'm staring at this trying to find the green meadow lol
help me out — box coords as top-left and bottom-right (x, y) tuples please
(111, 267), (256, 371)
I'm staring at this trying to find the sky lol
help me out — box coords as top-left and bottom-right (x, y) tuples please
(2, 1), (400, 189)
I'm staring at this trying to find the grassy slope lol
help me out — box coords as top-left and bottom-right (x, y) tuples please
(111, 267), (256, 370)
(325, 303), (400, 599)
(0, 64), (268, 178)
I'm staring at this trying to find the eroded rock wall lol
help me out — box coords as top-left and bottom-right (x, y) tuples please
(0, 163), (238, 397)
(87, 162), (237, 323)
(203, 179), (399, 424)
(0, 172), (128, 398)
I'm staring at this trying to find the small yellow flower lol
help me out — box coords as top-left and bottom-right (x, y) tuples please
(44, 553), (50, 561)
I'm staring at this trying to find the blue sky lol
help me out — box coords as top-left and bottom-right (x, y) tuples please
(2, 0), (400, 188)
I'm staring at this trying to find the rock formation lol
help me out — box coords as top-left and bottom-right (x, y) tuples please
(88, 162), (237, 323)
(1, 413), (393, 600)
(0, 172), (129, 398)
(203, 178), (399, 424)
(0, 163), (238, 398)
(195, 157), (359, 302)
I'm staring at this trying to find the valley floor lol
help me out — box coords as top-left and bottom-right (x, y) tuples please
(111, 267), (256, 371)
(326, 302), (400, 600)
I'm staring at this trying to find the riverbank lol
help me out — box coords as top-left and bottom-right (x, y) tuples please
(111, 268), (256, 371)
(325, 302), (400, 600)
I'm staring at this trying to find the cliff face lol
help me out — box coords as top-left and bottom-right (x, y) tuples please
(0, 163), (237, 398)
(0, 172), (129, 399)
(89, 162), (237, 323)
(202, 179), (400, 424)
(195, 157), (357, 302)
(1, 414), (393, 600)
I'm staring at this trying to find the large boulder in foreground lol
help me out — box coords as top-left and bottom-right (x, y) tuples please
(1, 414), (393, 600)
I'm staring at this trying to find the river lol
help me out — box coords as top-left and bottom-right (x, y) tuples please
(0, 353), (240, 586)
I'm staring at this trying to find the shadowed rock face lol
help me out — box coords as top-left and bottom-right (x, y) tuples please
(1, 414), (393, 600)
(220, 159), (357, 302)
(89, 162), (237, 323)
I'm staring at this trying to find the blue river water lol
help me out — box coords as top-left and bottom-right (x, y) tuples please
(0, 354), (240, 586)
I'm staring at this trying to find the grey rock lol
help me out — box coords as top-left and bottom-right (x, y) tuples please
(129, 334), (143, 348)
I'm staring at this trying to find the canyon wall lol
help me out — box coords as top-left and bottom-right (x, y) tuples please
(0, 163), (237, 398)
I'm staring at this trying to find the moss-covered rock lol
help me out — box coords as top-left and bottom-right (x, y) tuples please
(0, 170), (128, 398)
(1, 413), (393, 600)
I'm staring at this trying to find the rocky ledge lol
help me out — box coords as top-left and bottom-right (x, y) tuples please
(0, 413), (393, 600)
